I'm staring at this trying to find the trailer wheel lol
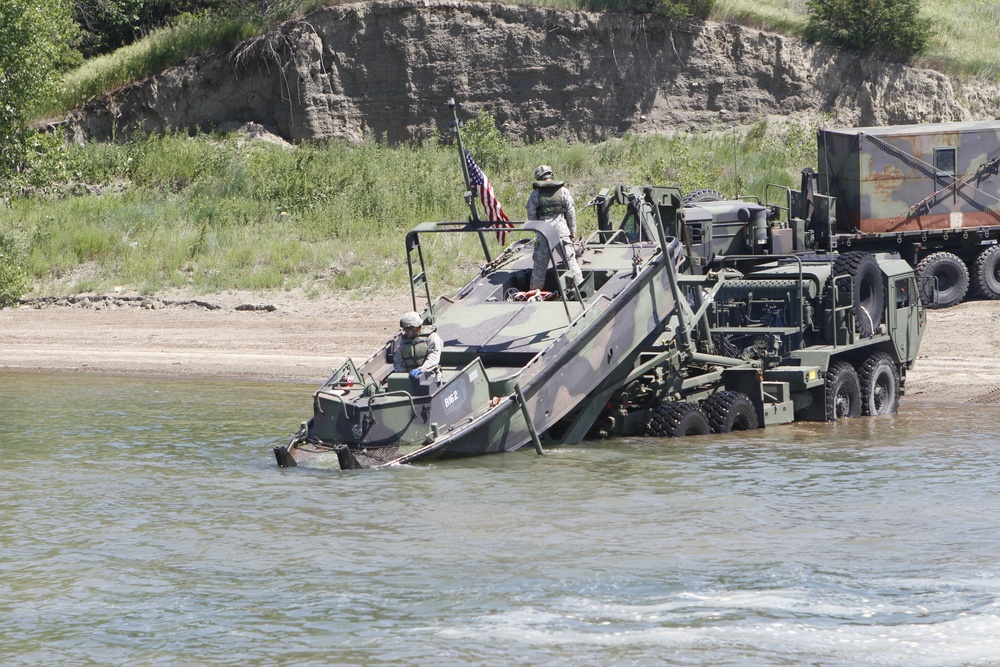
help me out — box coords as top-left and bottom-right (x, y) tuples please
(700, 391), (759, 433)
(829, 251), (885, 337)
(858, 351), (900, 416)
(825, 361), (861, 420)
(682, 189), (726, 205)
(972, 245), (1000, 300)
(916, 251), (969, 308)
(645, 401), (711, 437)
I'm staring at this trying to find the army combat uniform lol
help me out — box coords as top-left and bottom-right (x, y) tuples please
(527, 174), (584, 292)
(393, 328), (442, 374)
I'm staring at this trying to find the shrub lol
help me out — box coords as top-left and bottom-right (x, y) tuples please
(0, 232), (29, 307)
(461, 109), (508, 170)
(0, 0), (78, 177)
(804, 0), (932, 61)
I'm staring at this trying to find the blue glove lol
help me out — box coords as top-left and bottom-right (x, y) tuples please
(409, 369), (422, 378)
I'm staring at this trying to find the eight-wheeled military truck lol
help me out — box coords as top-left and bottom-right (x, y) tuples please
(681, 121), (1000, 307)
(276, 184), (926, 470)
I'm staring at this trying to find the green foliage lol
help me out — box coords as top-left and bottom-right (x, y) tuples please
(47, 11), (257, 115)
(710, 0), (809, 35)
(71, 0), (309, 58)
(0, 120), (827, 296)
(461, 109), (508, 170)
(578, 0), (715, 20)
(50, 0), (328, 116)
(804, 0), (931, 61)
(0, 231), (30, 307)
(5, 131), (78, 192)
(74, 0), (160, 57)
(0, 0), (78, 176)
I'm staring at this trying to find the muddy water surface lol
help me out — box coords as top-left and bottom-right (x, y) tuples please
(3, 372), (1000, 666)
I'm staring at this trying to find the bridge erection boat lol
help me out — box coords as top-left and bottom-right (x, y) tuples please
(275, 184), (697, 469)
(274, 182), (925, 470)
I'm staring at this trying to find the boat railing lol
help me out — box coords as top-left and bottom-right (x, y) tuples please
(314, 391), (352, 421)
(367, 390), (418, 418)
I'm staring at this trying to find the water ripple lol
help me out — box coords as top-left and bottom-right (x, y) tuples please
(3, 374), (1000, 666)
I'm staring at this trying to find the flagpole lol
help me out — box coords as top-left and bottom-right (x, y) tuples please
(450, 98), (480, 223)
(449, 98), (492, 261)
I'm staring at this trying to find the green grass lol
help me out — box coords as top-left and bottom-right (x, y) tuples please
(917, 1), (1000, 79)
(0, 120), (817, 298)
(711, 0), (809, 35)
(713, 0), (1000, 79)
(42, 12), (259, 118)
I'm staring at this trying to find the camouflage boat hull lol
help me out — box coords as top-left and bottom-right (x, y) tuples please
(276, 212), (687, 469)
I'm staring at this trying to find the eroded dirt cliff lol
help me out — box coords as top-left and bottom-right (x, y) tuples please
(66, 0), (998, 144)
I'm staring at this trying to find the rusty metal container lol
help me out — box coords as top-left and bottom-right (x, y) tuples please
(818, 121), (1000, 234)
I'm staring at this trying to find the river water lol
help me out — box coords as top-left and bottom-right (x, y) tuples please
(3, 372), (1000, 666)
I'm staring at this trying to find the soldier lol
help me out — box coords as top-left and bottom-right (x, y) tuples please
(527, 165), (584, 292)
(392, 311), (442, 378)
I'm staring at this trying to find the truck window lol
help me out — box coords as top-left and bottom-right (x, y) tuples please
(935, 147), (956, 177)
(895, 277), (910, 308)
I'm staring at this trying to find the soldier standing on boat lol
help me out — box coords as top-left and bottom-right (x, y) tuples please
(393, 311), (442, 378)
(527, 165), (583, 292)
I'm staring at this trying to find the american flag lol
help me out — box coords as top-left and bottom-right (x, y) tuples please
(465, 150), (513, 245)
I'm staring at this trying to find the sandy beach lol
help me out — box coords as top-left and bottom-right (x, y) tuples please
(2, 291), (999, 404)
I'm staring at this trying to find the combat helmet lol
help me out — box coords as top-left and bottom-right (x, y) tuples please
(399, 311), (423, 328)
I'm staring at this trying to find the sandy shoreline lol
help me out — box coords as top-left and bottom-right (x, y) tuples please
(3, 291), (1000, 404)
(0, 292), (412, 384)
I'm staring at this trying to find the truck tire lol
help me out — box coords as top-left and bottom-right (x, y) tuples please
(858, 351), (900, 416)
(700, 391), (759, 433)
(682, 189), (725, 205)
(829, 251), (885, 337)
(825, 361), (861, 420)
(916, 251), (968, 308)
(972, 245), (1000, 300)
(645, 401), (711, 437)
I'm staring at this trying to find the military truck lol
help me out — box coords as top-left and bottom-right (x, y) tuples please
(737, 121), (1000, 308)
(274, 184), (925, 470)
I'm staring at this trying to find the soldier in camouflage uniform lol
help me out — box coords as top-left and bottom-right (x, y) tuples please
(527, 165), (583, 292)
(392, 311), (442, 378)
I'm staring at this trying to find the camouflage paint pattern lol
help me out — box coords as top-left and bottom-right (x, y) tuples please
(818, 120), (1000, 234)
(277, 186), (927, 470)
(280, 188), (690, 467)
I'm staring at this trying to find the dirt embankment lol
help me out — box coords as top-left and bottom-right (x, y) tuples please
(65, 0), (999, 146)
(2, 291), (999, 404)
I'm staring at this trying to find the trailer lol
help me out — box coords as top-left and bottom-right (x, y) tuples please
(782, 121), (1000, 307)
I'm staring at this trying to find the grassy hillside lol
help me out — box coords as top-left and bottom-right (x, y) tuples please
(0, 119), (814, 298)
(713, 0), (1000, 79)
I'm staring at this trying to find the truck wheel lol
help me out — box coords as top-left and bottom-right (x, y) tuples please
(916, 251), (969, 308)
(700, 391), (759, 433)
(858, 351), (900, 416)
(645, 401), (711, 437)
(829, 251), (885, 337)
(825, 361), (861, 420)
(972, 245), (1000, 300)
(682, 189), (725, 205)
